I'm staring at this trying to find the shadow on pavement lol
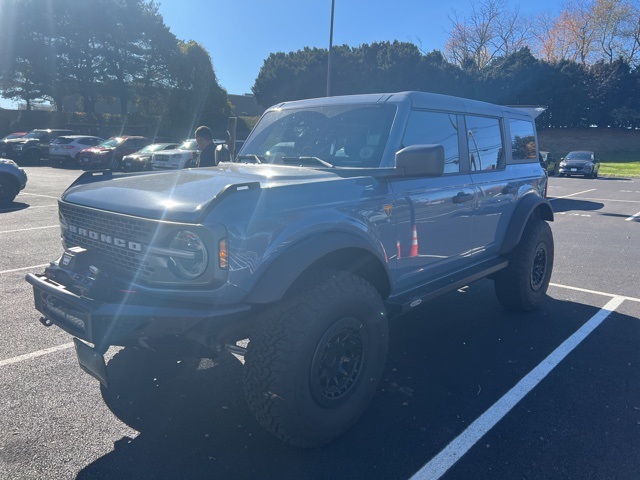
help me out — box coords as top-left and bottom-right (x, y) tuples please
(549, 197), (604, 213)
(74, 282), (629, 480)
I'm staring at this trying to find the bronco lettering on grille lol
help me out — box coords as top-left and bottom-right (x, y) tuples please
(68, 224), (143, 252)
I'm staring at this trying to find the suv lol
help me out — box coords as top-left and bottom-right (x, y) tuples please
(78, 136), (151, 171)
(49, 135), (105, 167)
(26, 92), (553, 448)
(0, 159), (28, 204)
(0, 129), (76, 164)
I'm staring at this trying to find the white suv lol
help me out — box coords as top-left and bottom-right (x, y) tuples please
(151, 139), (199, 170)
(49, 135), (104, 167)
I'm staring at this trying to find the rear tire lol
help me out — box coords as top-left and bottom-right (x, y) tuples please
(243, 270), (388, 447)
(494, 218), (554, 312)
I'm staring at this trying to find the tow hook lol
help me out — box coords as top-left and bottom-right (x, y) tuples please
(39, 316), (53, 327)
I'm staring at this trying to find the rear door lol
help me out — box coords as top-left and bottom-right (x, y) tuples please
(390, 110), (475, 292)
(465, 115), (528, 257)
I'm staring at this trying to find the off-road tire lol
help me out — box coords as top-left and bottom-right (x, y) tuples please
(0, 174), (19, 205)
(494, 218), (554, 312)
(25, 149), (40, 164)
(243, 269), (388, 447)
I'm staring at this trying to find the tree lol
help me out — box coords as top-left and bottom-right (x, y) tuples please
(0, 0), (61, 110)
(444, 0), (531, 71)
(166, 41), (230, 138)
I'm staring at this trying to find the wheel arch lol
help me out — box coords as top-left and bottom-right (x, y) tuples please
(499, 194), (554, 255)
(245, 232), (392, 304)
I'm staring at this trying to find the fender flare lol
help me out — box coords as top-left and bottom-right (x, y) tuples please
(499, 194), (554, 255)
(245, 231), (390, 304)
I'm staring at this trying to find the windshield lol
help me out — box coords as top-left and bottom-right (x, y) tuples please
(140, 143), (170, 153)
(22, 130), (47, 139)
(98, 137), (124, 148)
(240, 104), (397, 168)
(566, 152), (593, 161)
(178, 140), (198, 151)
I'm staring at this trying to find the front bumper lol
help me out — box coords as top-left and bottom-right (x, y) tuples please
(558, 165), (592, 176)
(26, 268), (250, 348)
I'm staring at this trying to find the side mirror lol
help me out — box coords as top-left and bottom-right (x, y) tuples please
(395, 144), (445, 176)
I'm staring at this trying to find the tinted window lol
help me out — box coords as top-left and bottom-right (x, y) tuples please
(509, 119), (536, 160)
(403, 110), (460, 174)
(466, 116), (503, 171)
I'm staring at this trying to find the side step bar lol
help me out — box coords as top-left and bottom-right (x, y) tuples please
(385, 258), (508, 317)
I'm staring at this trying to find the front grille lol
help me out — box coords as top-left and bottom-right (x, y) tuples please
(59, 202), (158, 278)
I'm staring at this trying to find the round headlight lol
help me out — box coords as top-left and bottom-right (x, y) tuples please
(168, 230), (208, 279)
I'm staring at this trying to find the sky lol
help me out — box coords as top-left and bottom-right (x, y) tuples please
(157, 0), (562, 95)
(0, 0), (562, 109)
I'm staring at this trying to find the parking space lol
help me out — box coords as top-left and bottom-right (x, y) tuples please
(1, 169), (639, 479)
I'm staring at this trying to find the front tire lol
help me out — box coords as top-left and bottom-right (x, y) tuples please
(494, 218), (554, 312)
(0, 175), (19, 204)
(243, 270), (388, 447)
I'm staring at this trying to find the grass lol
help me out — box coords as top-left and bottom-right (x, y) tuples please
(599, 161), (640, 177)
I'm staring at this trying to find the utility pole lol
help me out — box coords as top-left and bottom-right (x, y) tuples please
(326, 0), (335, 97)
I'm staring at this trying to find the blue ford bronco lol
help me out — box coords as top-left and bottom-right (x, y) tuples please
(26, 91), (553, 447)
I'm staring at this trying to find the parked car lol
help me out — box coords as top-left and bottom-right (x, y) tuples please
(150, 139), (200, 170)
(78, 136), (151, 171)
(539, 151), (557, 175)
(0, 129), (76, 164)
(49, 135), (105, 167)
(558, 150), (599, 178)
(0, 159), (28, 205)
(0, 132), (27, 141)
(121, 142), (179, 172)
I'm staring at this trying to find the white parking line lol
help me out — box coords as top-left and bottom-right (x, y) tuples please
(19, 192), (60, 199)
(0, 225), (58, 234)
(0, 264), (48, 275)
(548, 189), (596, 201)
(550, 282), (640, 303)
(625, 210), (640, 221)
(0, 342), (74, 368)
(411, 295), (625, 480)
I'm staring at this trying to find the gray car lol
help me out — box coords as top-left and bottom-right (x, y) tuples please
(0, 159), (28, 204)
(558, 150), (599, 178)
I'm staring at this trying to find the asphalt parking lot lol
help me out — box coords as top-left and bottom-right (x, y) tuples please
(1, 167), (639, 480)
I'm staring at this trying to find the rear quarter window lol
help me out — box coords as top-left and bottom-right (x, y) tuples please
(508, 119), (537, 161)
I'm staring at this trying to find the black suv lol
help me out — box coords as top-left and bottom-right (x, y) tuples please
(0, 129), (76, 164)
(26, 91), (553, 448)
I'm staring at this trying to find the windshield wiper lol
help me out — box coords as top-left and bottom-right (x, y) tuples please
(237, 154), (264, 164)
(282, 156), (334, 168)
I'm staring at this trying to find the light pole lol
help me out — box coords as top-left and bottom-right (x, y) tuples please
(326, 0), (335, 97)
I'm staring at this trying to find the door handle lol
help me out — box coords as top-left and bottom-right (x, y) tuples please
(453, 192), (474, 204)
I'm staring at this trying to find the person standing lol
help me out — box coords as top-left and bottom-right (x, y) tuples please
(195, 125), (216, 167)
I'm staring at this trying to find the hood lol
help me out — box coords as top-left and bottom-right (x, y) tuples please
(61, 164), (344, 223)
(4, 138), (35, 145)
(86, 146), (115, 153)
(562, 159), (592, 166)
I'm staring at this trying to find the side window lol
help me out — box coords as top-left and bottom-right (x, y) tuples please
(466, 116), (503, 171)
(402, 110), (460, 174)
(509, 119), (537, 161)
